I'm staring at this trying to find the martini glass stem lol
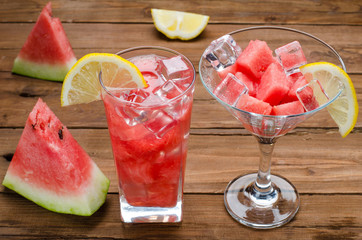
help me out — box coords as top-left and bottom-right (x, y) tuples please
(251, 137), (277, 204)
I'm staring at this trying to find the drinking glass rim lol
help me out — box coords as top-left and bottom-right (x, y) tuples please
(199, 26), (346, 119)
(99, 46), (196, 108)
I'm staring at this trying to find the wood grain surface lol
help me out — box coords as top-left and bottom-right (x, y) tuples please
(0, 0), (361, 239)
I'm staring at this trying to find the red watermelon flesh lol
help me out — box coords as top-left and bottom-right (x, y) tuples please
(2, 99), (109, 216)
(236, 40), (275, 80)
(236, 94), (272, 115)
(12, 2), (77, 81)
(235, 71), (256, 97)
(272, 101), (305, 115)
(256, 63), (289, 106)
(284, 74), (310, 102)
(286, 72), (304, 89)
(217, 63), (237, 80)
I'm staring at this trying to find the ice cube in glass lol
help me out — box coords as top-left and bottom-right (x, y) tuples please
(213, 73), (248, 106)
(153, 80), (184, 101)
(117, 89), (150, 126)
(204, 34), (242, 71)
(275, 41), (307, 75)
(296, 79), (328, 111)
(143, 109), (176, 139)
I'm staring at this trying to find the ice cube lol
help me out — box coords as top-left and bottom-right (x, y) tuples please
(296, 79), (326, 111)
(157, 55), (192, 82)
(153, 80), (184, 101)
(119, 88), (150, 103)
(117, 107), (147, 127)
(114, 89), (177, 137)
(114, 89), (150, 126)
(129, 54), (160, 72)
(143, 109), (176, 139)
(275, 41), (307, 75)
(204, 34), (242, 71)
(213, 73), (248, 106)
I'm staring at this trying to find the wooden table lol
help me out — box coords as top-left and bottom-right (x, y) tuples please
(1, 0), (361, 239)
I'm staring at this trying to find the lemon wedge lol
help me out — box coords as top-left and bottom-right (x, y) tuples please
(300, 62), (358, 137)
(61, 53), (147, 106)
(151, 9), (209, 40)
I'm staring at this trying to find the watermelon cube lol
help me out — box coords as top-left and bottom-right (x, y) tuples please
(272, 101), (305, 115)
(256, 63), (290, 106)
(286, 72), (304, 88)
(236, 40), (275, 80)
(236, 94), (272, 115)
(213, 73), (248, 106)
(217, 63), (237, 80)
(275, 41), (307, 75)
(235, 72), (256, 97)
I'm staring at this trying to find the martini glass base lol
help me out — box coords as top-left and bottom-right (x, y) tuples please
(224, 173), (300, 229)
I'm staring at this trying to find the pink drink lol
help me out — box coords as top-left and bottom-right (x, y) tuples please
(101, 49), (195, 222)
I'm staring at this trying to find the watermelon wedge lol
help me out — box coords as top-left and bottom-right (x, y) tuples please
(12, 2), (77, 81)
(2, 99), (109, 216)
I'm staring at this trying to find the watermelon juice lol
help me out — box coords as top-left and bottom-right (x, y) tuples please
(100, 47), (195, 223)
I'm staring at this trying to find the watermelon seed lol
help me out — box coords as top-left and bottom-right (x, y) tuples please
(31, 123), (37, 129)
(3, 153), (13, 161)
(58, 127), (63, 140)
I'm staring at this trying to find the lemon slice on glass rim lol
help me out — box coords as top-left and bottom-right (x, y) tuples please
(151, 9), (209, 40)
(300, 62), (358, 137)
(61, 53), (147, 106)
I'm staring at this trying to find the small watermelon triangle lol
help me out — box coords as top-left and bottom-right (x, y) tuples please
(12, 2), (77, 81)
(2, 98), (109, 216)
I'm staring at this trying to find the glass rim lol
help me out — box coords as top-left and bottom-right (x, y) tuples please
(199, 25), (346, 119)
(99, 46), (196, 108)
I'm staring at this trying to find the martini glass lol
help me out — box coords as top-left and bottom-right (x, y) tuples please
(199, 26), (345, 229)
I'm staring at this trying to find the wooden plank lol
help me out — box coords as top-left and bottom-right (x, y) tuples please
(0, 72), (361, 128)
(0, 24), (361, 73)
(0, 192), (361, 239)
(1, 129), (361, 194)
(0, 0), (361, 25)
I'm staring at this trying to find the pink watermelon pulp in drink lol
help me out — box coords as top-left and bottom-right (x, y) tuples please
(12, 2), (77, 81)
(2, 99), (109, 216)
(102, 54), (194, 208)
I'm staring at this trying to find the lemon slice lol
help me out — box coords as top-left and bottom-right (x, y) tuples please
(151, 9), (209, 40)
(300, 62), (358, 137)
(61, 53), (147, 106)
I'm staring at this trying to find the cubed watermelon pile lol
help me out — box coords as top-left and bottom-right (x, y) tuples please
(213, 39), (318, 116)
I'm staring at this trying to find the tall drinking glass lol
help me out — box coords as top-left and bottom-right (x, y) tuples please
(199, 26), (345, 228)
(100, 47), (195, 223)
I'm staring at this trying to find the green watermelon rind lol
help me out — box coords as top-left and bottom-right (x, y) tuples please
(12, 56), (76, 82)
(2, 161), (110, 216)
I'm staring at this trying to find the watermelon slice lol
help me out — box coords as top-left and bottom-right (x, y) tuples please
(2, 99), (109, 216)
(12, 2), (77, 81)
